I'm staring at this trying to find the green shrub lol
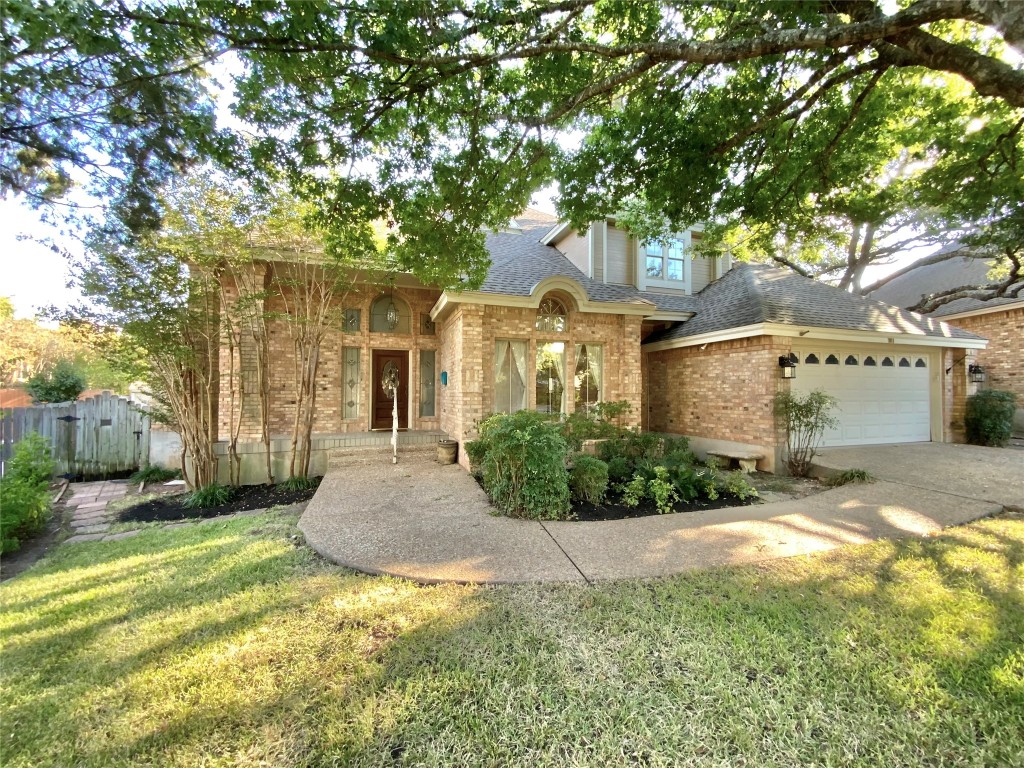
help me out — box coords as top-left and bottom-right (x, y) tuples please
(6, 432), (56, 486)
(182, 483), (233, 509)
(598, 430), (663, 466)
(463, 439), (488, 477)
(826, 468), (873, 487)
(25, 359), (86, 403)
(965, 390), (1017, 447)
(605, 456), (632, 485)
(0, 433), (55, 553)
(617, 467), (680, 514)
(716, 471), (759, 501)
(569, 455), (608, 504)
(773, 389), (839, 476)
(648, 466), (680, 514)
(479, 411), (570, 520)
(1, 477), (52, 553)
(129, 465), (181, 485)
(559, 400), (632, 451)
(278, 475), (319, 492)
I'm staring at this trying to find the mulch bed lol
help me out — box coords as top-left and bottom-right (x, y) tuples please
(118, 480), (321, 524)
(571, 494), (758, 522)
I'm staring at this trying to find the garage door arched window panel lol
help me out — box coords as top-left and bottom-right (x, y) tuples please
(899, 357), (911, 368)
(804, 353), (819, 364)
(370, 293), (411, 333)
(825, 354), (840, 365)
(845, 355), (859, 366)
(535, 296), (568, 333)
(494, 339), (528, 413)
(915, 358), (927, 368)
(864, 356), (877, 366)
(574, 343), (603, 412)
(882, 356), (894, 367)
(536, 341), (567, 416)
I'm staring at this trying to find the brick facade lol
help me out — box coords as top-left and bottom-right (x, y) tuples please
(218, 271), (442, 442)
(947, 306), (1024, 406)
(438, 295), (644, 468)
(645, 336), (791, 455)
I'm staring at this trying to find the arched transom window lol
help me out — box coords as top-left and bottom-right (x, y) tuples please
(370, 293), (411, 333)
(535, 296), (568, 332)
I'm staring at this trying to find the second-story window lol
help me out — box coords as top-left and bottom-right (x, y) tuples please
(645, 238), (686, 283)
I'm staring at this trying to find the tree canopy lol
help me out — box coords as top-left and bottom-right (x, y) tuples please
(3, 0), (1022, 301)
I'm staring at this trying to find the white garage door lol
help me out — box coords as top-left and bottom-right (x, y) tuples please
(792, 347), (932, 446)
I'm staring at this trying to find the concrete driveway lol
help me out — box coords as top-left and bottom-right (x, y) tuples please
(815, 442), (1024, 510)
(299, 441), (1016, 584)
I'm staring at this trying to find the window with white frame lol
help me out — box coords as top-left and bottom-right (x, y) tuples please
(574, 343), (602, 412)
(644, 237), (687, 284)
(494, 339), (528, 413)
(535, 341), (566, 416)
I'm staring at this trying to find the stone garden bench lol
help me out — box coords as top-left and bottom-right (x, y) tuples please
(706, 450), (764, 474)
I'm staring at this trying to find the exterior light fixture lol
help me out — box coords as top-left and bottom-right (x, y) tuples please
(386, 289), (400, 330)
(969, 364), (986, 384)
(779, 354), (797, 379)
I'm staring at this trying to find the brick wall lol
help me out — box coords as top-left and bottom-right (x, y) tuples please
(949, 307), (1024, 404)
(645, 335), (791, 448)
(438, 296), (644, 468)
(218, 272), (442, 441)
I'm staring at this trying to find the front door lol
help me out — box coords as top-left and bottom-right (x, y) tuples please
(372, 350), (409, 429)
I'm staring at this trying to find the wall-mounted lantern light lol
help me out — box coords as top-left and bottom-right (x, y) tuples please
(779, 354), (797, 379)
(969, 364), (986, 384)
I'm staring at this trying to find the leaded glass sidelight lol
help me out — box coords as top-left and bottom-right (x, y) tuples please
(420, 350), (436, 417)
(535, 297), (568, 332)
(494, 339), (528, 413)
(343, 347), (361, 419)
(574, 343), (603, 412)
(536, 341), (566, 416)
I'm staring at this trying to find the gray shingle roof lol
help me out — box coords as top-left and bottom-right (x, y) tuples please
(481, 209), (698, 314)
(868, 253), (1024, 317)
(644, 263), (983, 344)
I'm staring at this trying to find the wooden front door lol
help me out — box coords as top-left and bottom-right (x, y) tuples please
(372, 350), (409, 429)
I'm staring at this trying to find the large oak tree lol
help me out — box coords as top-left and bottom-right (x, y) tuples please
(3, 0), (1022, 303)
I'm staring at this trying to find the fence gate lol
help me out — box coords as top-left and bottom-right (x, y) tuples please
(0, 392), (151, 479)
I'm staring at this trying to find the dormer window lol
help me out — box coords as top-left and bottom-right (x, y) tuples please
(644, 238), (686, 283)
(535, 296), (568, 332)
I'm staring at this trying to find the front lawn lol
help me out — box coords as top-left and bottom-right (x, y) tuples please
(2, 512), (1022, 767)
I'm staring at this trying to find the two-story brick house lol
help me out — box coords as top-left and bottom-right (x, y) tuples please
(213, 208), (986, 481)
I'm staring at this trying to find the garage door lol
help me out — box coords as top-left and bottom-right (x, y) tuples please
(792, 347), (932, 446)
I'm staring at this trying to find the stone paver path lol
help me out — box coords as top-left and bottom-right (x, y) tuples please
(61, 479), (309, 545)
(64, 480), (135, 543)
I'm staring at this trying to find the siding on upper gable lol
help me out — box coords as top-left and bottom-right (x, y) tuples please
(554, 231), (590, 276)
(591, 222), (605, 282)
(691, 255), (715, 293)
(605, 224), (632, 284)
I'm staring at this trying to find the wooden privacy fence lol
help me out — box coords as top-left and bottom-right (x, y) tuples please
(1, 392), (151, 479)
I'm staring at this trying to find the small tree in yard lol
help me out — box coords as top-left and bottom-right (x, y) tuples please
(773, 390), (839, 477)
(25, 359), (86, 403)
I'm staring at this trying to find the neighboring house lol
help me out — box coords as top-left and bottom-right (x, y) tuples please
(213, 209), (986, 481)
(871, 254), (1024, 432)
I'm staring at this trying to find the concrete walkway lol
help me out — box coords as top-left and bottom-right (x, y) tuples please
(298, 442), (1018, 584)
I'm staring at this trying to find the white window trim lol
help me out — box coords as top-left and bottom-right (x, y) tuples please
(641, 231), (693, 293)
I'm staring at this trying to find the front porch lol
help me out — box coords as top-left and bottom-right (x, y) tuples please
(213, 430), (449, 485)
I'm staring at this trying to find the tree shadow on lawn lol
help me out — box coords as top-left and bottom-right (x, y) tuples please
(2, 516), (1023, 767)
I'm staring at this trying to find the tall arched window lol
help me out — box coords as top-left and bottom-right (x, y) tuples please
(535, 296), (568, 332)
(370, 293), (411, 333)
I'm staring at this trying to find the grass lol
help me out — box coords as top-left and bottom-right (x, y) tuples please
(2, 513), (1023, 767)
(827, 468), (875, 487)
